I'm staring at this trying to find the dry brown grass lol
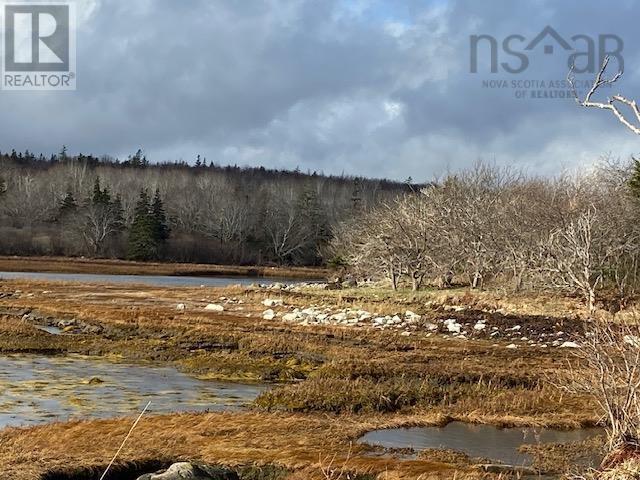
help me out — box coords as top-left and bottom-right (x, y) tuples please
(0, 278), (607, 479)
(0, 411), (480, 480)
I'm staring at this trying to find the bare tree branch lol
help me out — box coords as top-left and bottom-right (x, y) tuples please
(569, 55), (640, 135)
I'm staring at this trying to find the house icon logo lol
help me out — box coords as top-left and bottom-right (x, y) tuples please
(470, 25), (624, 74)
(525, 26), (572, 55)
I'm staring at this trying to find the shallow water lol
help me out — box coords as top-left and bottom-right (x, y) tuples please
(35, 325), (63, 335)
(359, 422), (603, 466)
(0, 354), (267, 428)
(0, 270), (314, 287)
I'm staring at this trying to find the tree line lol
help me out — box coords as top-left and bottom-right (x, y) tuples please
(0, 149), (416, 265)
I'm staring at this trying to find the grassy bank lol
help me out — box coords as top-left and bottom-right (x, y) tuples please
(0, 255), (329, 279)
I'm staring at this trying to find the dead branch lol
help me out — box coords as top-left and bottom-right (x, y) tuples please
(569, 55), (640, 135)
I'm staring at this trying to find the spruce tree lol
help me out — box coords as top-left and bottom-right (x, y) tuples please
(59, 188), (77, 214)
(151, 188), (169, 244)
(127, 190), (155, 260)
(91, 177), (111, 205)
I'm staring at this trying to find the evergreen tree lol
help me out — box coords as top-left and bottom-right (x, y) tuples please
(127, 149), (147, 168)
(91, 177), (111, 205)
(195, 154), (202, 168)
(127, 190), (155, 260)
(59, 188), (77, 214)
(151, 188), (170, 243)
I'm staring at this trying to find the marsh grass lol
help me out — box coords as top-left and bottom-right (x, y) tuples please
(0, 278), (609, 479)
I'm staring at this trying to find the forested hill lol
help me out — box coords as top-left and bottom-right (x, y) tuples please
(0, 149), (419, 265)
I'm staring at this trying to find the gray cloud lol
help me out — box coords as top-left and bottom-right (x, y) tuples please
(0, 0), (639, 181)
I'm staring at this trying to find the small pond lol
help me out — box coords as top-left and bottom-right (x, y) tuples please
(0, 270), (316, 287)
(0, 354), (267, 428)
(359, 422), (603, 466)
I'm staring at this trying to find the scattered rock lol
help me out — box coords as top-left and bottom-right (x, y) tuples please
(282, 313), (298, 322)
(262, 309), (276, 320)
(473, 321), (487, 331)
(444, 318), (462, 333)
(506, 344), (518, 349)
(261, 299), (284, 307)
(136, 462), (239, 480)
(560, 341), (580, 348)
(176, 304), (186, 311)
(204, 304), (224, 312)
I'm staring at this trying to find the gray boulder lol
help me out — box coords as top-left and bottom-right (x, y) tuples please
(137, 462), (239, 480)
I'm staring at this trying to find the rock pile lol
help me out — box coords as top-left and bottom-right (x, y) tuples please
(257, 300), (581, 348)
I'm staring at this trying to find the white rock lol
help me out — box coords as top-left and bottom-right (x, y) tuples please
(509, 325), (521, 331)
(204, 304), (224, 312)
(424, 322), (438, 332)
(506, 344), (518, 349)
(560, 341), (580, 348)
(262, 309), (276, 320)
(474, 321), (487, 331)
(261, 299), (284, 307)
(176, 303), (186, 311)
(400, 331), (412, 337)
(331, 312), (348, 322)
(444, 318), (462, 333)
(282, 313), (298, 322)
(404, 310), (421, 322)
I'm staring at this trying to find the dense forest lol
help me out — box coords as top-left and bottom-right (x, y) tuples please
(0, 148), (417, 265)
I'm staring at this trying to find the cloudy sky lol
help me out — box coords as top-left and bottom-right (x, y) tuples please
(2, 0), (640, 181)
